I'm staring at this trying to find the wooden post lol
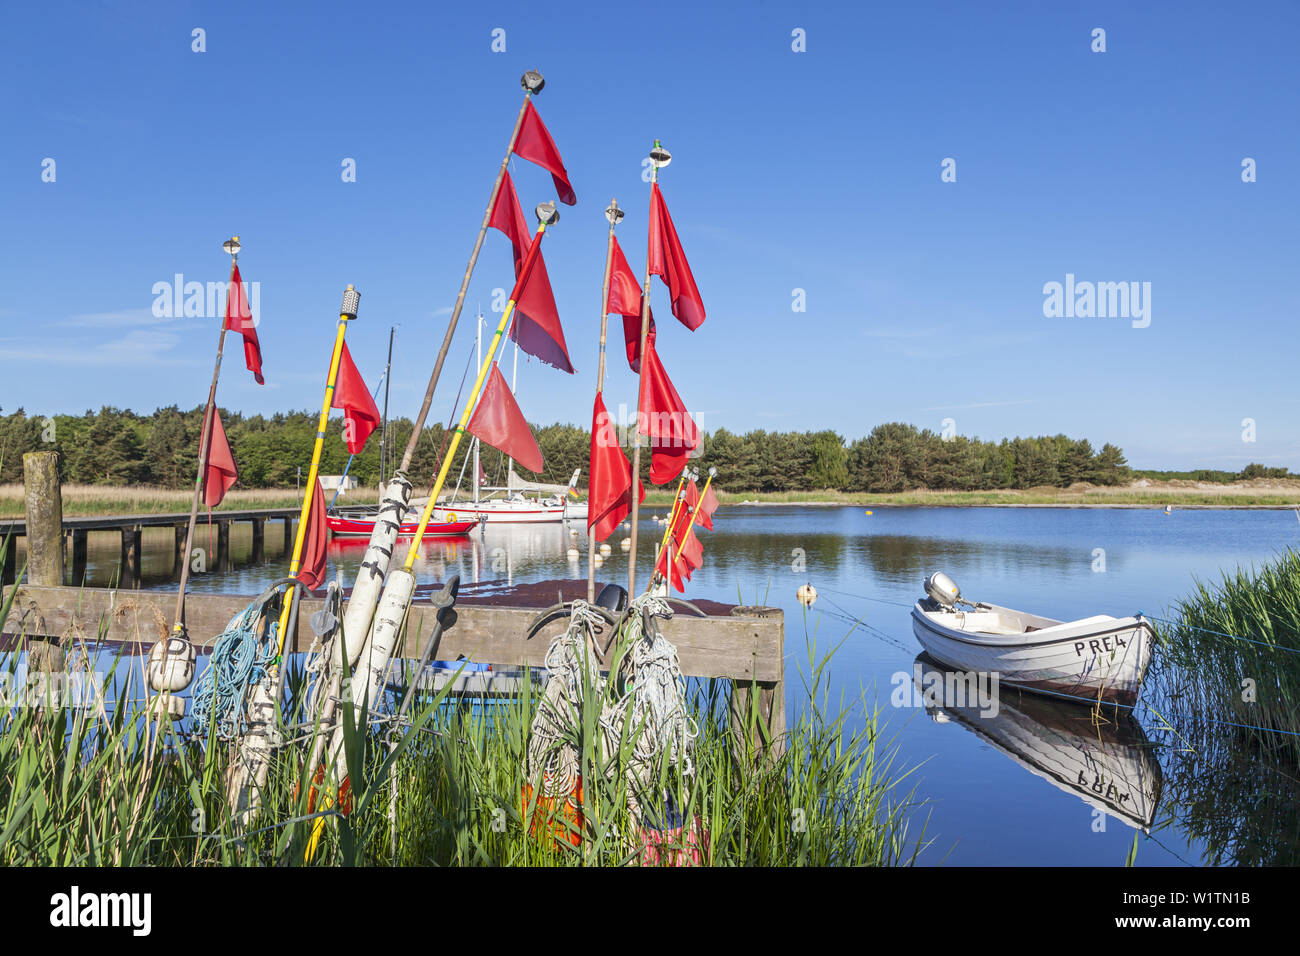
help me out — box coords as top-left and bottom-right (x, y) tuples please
(22, 452), (64, 588)
(217, 521), (231, 571)
(173, 524), (186, 577)
(283, 516), (293, 553)
(251, 517), (265, 563)
(71, 529), (88, 584)
(727, 605), (786, 766)
(120, 526), (142, 585)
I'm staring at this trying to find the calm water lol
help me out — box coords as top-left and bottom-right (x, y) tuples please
(31, 504), (1300, 866)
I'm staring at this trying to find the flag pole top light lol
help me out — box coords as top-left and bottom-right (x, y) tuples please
(223, 236), (241, 258)
(535, 201), (560, 226)
(521, 70), (544, 94)
(605, 199), (624, 225)
(340, 284), (360, 319)
(649, 141), (671, 169)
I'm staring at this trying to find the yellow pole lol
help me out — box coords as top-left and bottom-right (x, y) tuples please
(650, 469), (715, 594)
(274, 287), (357, 659)
(654, 472), (689, 557)
(398, 215), (554, 566)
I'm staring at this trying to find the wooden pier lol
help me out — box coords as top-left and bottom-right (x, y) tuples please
(0, 508), (299, 585)
(5, 583), (786, 750)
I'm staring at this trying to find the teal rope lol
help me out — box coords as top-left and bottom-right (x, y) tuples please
(1141, 613), (1300, 656)
(191, 596), (281, 739)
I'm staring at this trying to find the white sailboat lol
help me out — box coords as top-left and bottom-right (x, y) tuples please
(433, 315), (587, 525)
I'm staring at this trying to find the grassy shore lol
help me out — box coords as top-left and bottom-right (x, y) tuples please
(5, 478), (1299, 518)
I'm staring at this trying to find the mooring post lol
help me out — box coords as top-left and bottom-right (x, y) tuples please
(251, 517), (265, 563)
(282, 516), (293, 553)
(71, 529), (88, 584)
(173, 524), (186, 577)
(217, 521), (231, 571)
(23, 452), (64, 588)
(728, 606), (786, 767)
(23, 451), (67, 672)
(119, 526), (142, 586)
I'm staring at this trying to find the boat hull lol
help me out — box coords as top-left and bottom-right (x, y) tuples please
(910, 602), (1153, 707)
(326, 514), (478, 538)
(430, 501), (586, 525)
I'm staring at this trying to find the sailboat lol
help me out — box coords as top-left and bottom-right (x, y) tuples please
(429, 315), (587, 524)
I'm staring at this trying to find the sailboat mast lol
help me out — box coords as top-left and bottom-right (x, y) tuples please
(474, 313), (481, 505)
(380, 325), (394, 487)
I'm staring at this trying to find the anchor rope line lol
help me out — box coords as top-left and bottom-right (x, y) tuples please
(191, 593), (283, 740)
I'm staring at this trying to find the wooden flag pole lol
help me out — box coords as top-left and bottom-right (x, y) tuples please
(399, 208), (557, 563)
(627, 140), (670, 593)
(586, 199), (623, 602)
(272, 286), (358, 659)
(172, 238), (240, 633)
(397, 70), (545, 477)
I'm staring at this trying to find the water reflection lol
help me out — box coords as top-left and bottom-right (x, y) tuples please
(913, 654), (1162, 831)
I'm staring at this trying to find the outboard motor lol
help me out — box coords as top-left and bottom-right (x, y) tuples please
(924, 572), (962, 608)
(595, 583), (629, 614)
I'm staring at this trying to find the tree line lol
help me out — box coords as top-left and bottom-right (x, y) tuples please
(0, 406), (1286, 494)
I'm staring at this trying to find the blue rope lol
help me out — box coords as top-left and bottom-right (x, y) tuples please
(1141, 613), (1300, 656)
(191, 596), (281, 739)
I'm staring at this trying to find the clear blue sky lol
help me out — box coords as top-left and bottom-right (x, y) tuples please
(3, 1), (1297, 471)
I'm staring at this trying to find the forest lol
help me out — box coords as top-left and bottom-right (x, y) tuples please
(0, 405), (1282, 494)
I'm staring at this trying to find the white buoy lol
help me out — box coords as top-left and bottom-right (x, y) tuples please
(147, 634), (196, 720)
(620, 537), (631, 552)
(599, 542), (612, 557)
(567, 548), (580, 560)
(593, 553), (604, 566)
(796, 583), (817, 607)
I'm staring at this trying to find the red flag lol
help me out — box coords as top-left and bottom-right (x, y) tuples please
(653, 534), (696, 592)
(296, 478), (329, 591)
(224, 263), (264, 384)
(331, 342), (380, 454)
(491, 171), (575, 374)
(696, 481), (719, 531)
(588, 393), (643, 543)
(637, 340), (700, 485)
(668, 484), (704, 570)
(648, 184), (706, 331)
(607, 236), (656, 373)
(513, 100), (576, 205)
(202, 407), (238, 508)
(467, 365), (544, 474)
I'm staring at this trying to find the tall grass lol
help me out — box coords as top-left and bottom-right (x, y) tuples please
(0, 549), (917, 866)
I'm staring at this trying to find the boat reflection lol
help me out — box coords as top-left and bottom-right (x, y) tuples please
(913, 653), (1163, 831)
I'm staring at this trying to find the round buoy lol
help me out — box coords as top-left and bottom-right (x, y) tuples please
(599, 542), (612, 556)
(147, 634), (196, 693)
(620, 537), (631, 552)
(865, 510), (873, 516)
(566, 548), (580, 560)
(593, 553), (604, 566)
(796, 583), (817, 607)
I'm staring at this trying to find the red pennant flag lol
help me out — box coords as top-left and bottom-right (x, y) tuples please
(296, 478), (329, 591)
(648, 184), (706, 331)
(696, 481), (719, 531)
(490, 171), (575, 374)
(224, 263), (264, 384)
(467, 365), (544, 474)
(607, 236), (656, 373)
(513, 100), (576, 205)
(653, 535), (695, 592)
(202, 407), (238, 508)
(637, 340), (700, 485)
(588, 393), (643, 543)
(667, 484), (703, 570)
(331, 342), (381, 454)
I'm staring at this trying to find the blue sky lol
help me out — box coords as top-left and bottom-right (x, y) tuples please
(2, 1), (1297, 470)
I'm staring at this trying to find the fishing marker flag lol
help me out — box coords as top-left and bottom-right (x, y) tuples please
(331, 342), (381, 454)
(648, 184), (706, 331)
(224, 263), (264, 384)
(588, 393), (643, 542)
(695, 480), (719, 531)
(490, 171), (575, 373)
(607, 235), (655, 373)
(637, 339), (700, 485)
(467, 365), (544, 474)
(513, 100), (576, 205)
(202, 407), (238, 508)
(296, 478), (329, 591)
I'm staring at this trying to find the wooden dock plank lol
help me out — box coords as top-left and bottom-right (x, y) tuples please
(3, 585), (784, 683)
(0, 508), (299, 536)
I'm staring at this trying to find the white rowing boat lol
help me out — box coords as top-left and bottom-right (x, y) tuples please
(910, 572), (1154, 706)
